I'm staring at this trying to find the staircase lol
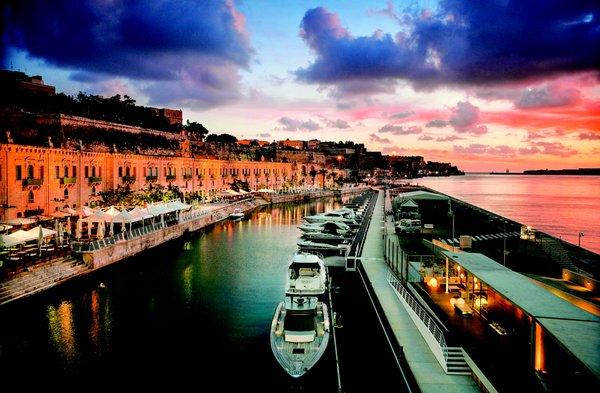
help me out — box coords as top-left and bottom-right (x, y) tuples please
(444, 347), (471, 375)
(539, 237), (582, 274)
(0, 257), (89, 306)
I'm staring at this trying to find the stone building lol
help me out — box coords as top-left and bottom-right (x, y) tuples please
(0, 143), (326, 220)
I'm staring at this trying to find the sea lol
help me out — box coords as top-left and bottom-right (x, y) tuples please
(406, 174), (600, 254)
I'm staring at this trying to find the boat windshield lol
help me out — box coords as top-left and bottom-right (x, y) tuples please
(285, 313), (315, 332)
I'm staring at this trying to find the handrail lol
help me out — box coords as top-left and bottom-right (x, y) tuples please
(387, 270), (448, 362)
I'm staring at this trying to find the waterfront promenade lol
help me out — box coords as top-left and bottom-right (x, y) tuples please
(359, 189), (480, 393)
(0, 188), (369, 308)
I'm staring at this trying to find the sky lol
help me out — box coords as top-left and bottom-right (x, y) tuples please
(2, 0), (599, 172)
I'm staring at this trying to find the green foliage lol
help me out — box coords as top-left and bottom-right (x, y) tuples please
(184, 120), (209, 141)
(205, 133), (238, 144)
(98, 184), (182, 207)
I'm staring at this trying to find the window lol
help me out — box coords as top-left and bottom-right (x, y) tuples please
(85, 166), (89, 178)
(133, 167), (137, 177)
(91, 166), (96, 177)
(56, 166), (60, 179)
(72, 166), (76, 178)
(118, 167), (123, 177)
(64, 188), (69, 200)
(40, 166), (44, 179)
(27, 165), (34, 179)
(99, 167), (102, 177)
(28, 190), (34, 203)
(64, 165), (69, 177)
(125, 167), (130, 176)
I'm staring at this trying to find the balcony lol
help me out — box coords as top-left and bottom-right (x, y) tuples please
(166, 175), (177, 181)
(146, 175), (158, 182)
(183, 174), (193, 180)
(22, 178), (43, 186)
(88, 176), (102, 184)
(60, 177), (77, 185)
(122, 176), (136, 183)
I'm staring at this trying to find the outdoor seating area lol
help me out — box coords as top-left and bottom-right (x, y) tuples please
(0, 199), (192, 276)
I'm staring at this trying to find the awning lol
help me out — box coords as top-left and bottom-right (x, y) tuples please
(1, 217), (37, 226)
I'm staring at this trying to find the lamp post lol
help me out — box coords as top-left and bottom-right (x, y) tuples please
(503, 220), (507, 266)
(578, 232), (584, 247)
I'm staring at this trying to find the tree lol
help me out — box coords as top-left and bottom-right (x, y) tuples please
(309, 169), (317, 185)
(205, 133), (238, 144)
(184, 120), (209, 141)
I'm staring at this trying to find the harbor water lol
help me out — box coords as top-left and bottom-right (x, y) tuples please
(407, 174), (600, 254)
(0, 198), (405, 391)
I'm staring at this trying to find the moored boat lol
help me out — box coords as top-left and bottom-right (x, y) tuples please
(270, 296), (330, 378)
(285, 252), (328, 298)
(229, 208), (245, 220)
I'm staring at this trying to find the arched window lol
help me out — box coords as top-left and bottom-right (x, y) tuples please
(126, 167), (130, 176)
(27, 165), (34, 179)
(28, 190), (34, 203)
(64, 165), (69, 177)
(64, 188), (69, 200)
(92, 166), (96, 177)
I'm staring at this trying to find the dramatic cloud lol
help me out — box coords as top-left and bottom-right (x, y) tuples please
(390, 111), (415, 119)
(295, 3), (600, 91)
(278, 117), (321, 132)
(369, 133), (391, 144)
(531, 141), (578, 157)
(516, 84), (582, 109)
(453, 144), (517, 157)
(324, 118), (351, 129)
(378, 124), (422, 135)
(579, 132), (600, 140)
(448, 102), (488, 134)
(2, 0), (253, 108)
(426, 119), (449, 128)
(436, 135), (463, 142)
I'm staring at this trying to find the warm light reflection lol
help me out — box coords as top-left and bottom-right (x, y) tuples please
(534, 323), (546, 372)
(47, 301), (77, 360)
(90, 290), (100, 349)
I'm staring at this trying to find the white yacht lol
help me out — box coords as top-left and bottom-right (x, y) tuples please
(229, 208), (245, 220)
(285, 252), (327, 298)
(270, 296), (330, 378)
(303, 208), (358, 225)
(297, 239), (350, 255)
(298, 221), (353, 235)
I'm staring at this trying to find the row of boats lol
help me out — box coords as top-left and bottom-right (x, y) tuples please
(270, 195), (371, 378)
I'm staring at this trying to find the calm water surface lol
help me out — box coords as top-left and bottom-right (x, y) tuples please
(407, 174), (600, 253)
(0, 200), (347, 390)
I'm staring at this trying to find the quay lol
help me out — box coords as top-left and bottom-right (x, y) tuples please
(0, 186), (369, 308)
(347, 186), (600, 392)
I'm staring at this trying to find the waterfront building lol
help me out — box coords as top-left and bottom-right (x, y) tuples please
(0, 143), (326, 220)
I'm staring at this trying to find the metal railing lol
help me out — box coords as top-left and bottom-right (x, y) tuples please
(387, 269), (448, 362)
(73, 222), (166, 252)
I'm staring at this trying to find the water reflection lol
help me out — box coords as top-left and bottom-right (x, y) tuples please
(47, 301), (77, 362)
(0, 198), (343, 390)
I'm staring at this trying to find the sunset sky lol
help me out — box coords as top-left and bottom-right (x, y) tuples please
(2, 0), (599, 172)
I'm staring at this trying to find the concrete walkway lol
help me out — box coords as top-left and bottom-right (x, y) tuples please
(360, 190), (479, 393)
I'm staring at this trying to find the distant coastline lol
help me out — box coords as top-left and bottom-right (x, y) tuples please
(487, 168), (600, 176)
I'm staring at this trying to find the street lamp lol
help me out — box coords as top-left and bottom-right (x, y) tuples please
(503, 221), (507, 266)
(579, 232), (584, 247)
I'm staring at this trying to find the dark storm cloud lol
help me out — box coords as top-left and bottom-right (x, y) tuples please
(1, 0), (253, 108)
(295, 3), (600, 90)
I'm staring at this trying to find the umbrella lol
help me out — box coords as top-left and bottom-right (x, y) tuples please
(66, 217), (72, 236)
(97, 221), (105, 239)
(87, 222), (92, 237)
(109, 221), (114, 236)
(160, 214), (165, 227)
(38, 225), (44, 256)
(75, 218), (82, 240)
(54, 220), (60, 244)
(58, 222), (64, 244)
